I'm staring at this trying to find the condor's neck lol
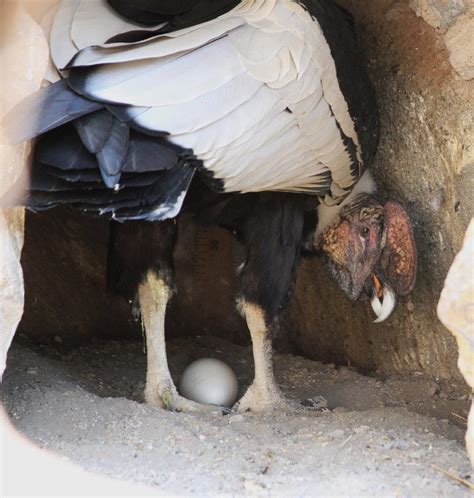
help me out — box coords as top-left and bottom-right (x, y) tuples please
(314, 170), (377, 242)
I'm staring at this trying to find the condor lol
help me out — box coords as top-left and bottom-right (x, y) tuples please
(3, 0), (416, 412)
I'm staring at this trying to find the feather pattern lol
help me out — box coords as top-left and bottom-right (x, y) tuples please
(73, 109), (114, 153)
(50, 0), (80, 70)
(71, 0), (165, 50)
(36, 126), (98, 170)
(62, 0), (365, 199)
(121, 132), (179, 173)
(95, 118), (129, 187)
(4, 80), (102, 144)
(4, 0), (378, 221)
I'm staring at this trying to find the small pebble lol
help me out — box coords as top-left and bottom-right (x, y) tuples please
(427, 383), (439, 397)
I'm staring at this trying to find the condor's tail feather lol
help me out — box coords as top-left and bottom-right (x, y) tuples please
(1, 151), (195, 222)
(22, 162), (195, 221)
(2, 80), (197, 221)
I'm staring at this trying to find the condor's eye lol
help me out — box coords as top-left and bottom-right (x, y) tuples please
(360, 227), (370, 238)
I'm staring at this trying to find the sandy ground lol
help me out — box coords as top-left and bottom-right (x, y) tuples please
(1, 335), (472, 496)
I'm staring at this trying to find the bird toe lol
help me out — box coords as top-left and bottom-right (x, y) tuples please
(300, 395), (328, 410)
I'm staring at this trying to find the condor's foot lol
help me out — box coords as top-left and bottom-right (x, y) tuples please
(232, 382), (293, 414)
(232, 383), (327, 414)
(144, 381), (215, 413)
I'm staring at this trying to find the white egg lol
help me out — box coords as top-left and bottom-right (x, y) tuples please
(179, 358), (238, 407)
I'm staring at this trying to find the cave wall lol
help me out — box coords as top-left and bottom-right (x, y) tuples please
(19, 209), (140, 343)
(14, 1), (474, 383)
(0, 3), (49, 378)
(19, 210), (248, 346)
(287, 0), (473, 380)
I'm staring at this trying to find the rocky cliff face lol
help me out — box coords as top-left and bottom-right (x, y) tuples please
(438, 220), (474, 465)
(287, 0), (473, 380)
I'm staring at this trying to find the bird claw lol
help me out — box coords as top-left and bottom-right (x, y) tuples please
(162, 391), (213, 413)
(161, 389), (176, 411)
(231, 383), (328, 414)
(300, 396), (328, 410)
(231, 383), (289, 413)
(146, 382), (220, 413)
(220, 405), (234, 415)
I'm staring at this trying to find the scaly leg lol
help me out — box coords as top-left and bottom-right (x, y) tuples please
(232, 301), (289, 413)
(138, 270), (210, 412)
(229, 194), (327, 413)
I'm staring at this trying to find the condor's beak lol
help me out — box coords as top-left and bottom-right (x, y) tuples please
(370, 274), (396, 323)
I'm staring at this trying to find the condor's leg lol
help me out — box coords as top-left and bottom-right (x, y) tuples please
(231, 194), (306, 413)
(138, 269), (177, 409)
(108, 219), (205, 412)
(233, 301), (288, 413)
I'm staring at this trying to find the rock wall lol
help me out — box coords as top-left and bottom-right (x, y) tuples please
(410, 0), (474, 80)
(19, 209), (141, 343)
(0, 4), (49, 378)
(286, 0), (473, 380)
(438, 220), (474, 465)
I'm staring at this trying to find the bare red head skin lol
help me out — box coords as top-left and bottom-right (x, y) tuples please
(318, 194), (417, 308)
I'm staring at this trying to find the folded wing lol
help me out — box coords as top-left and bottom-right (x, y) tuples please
(3, 0), (378, 220)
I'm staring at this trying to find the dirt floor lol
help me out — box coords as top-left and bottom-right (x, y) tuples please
(1, 335), (472, 496)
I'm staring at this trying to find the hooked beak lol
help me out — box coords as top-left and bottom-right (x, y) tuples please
(370, 274), (396, 323)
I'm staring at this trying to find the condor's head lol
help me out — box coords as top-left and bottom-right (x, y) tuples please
(312, 173), (417, 323)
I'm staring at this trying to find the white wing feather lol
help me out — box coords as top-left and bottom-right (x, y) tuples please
(47, 0), (362, 197)
(171, 86), (283, 155)
(70, 16), (245, 67)
(79, 38), (244, 106)
(133, 74), (263, 135)
(50, 0), (80, 69)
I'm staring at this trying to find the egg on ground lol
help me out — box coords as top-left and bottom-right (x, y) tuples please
(179, 358), (239, 407)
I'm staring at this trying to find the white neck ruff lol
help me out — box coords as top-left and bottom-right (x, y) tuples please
(315, 170), (376, 239)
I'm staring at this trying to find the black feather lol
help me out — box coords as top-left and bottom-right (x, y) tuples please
(96, 119), (130, 187)
(30, 168), (105, 193)
(73, 110), (114, 153)
(45, 166), (104, 184)
(105, 0), (240, 43)
(45, 164), (165, 188)
(301, 0), (379, 167)
(104, 164), (195, 221)
(236, 193), (306, 321)
(107, 219), (177, 300)
(27, 184), (148, 207)
(121, 171), (176, 187)
(34, 164), (104, 187)
(105, 104), (170, 137)
(36, 126), (98, 170)
(4, 80), (102, 144)
(121, 132), (178, 173)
